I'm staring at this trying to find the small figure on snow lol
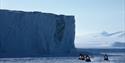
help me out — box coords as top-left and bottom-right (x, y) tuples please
(85, 55), (91, 62)
(79, 53), (85, 60)
(104, 54), (109, 61)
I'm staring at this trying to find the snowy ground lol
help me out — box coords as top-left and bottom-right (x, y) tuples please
(0, 55), (125, 63)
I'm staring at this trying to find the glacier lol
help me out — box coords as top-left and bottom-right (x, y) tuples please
(0, 9), (75, 57)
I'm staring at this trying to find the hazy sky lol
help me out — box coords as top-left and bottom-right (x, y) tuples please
(0, 0), (125, 48)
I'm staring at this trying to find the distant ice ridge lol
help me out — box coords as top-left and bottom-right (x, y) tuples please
(0, 9), (75, 57)
(75, 31), (125, 48)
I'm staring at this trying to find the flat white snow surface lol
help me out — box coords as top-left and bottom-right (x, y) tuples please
(0, 55), (125, 63)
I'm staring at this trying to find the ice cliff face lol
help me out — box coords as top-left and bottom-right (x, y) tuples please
(0, 9), (75, 57)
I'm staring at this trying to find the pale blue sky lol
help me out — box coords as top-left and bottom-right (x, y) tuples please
(0, 0), (125, 48)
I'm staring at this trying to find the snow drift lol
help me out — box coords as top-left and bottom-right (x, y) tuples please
(0, 9), (75, 57)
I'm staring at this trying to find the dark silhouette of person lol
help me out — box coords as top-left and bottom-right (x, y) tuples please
(85, 55), (91, 62)
(104, 54), (109, 61)
(79, 53), (85, 60)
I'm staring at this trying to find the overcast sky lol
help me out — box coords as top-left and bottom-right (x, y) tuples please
(0, 0), (124, 48)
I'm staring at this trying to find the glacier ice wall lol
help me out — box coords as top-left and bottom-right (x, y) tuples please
(0, 10), (75, 57)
